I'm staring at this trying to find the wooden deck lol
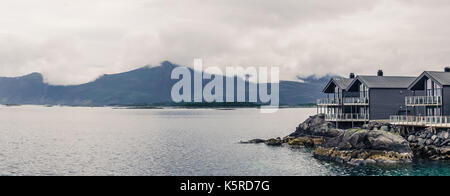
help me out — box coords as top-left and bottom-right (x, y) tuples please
(390, 116), (450, 128)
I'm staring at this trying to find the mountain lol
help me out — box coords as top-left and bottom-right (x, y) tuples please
(0, 61), (335, 106)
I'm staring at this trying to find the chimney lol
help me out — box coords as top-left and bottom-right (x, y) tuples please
(349, 73), (355, 79)
(377, 69), (383, 76)
(445, 67), (450, 72)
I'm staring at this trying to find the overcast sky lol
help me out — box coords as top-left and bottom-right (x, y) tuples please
(1, 0), (450, 85)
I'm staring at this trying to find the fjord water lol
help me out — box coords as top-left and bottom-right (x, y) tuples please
(0, 106), (448, 176)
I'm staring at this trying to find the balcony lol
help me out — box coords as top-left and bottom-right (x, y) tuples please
(317, 97), (369, 106)
(390, 115), (450, 128)
(317, 98), (340, 106)
(326, 113), (369, 122)
(405, 96), (442, 106)
(343, 97), (369, 105)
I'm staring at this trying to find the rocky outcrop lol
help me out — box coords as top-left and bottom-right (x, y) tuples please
(410, 144), (450, 161)
(403, 129), (450, 160)
(265, 138), (283, 146)
(287, 136), (324, 148)
(241, 114), (449, 166)
(290, 114), (343, 138)
(406, 129), (450, 147)
(313, 129), (413, 165)
(239, 139), (266, 144)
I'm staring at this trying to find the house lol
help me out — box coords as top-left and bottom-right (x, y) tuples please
(318, 70), (416, 126)
(316, 73), (359, 123)
(391, 67), (450, 127)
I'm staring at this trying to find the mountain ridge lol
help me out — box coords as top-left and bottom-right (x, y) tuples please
(0, 61), (337, 106)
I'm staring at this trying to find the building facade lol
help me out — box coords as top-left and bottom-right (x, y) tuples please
(318, 70), (415, 125)
(391, 68), (450, 128)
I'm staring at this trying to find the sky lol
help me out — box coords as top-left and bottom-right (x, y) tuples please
(1, 0), (450, 85)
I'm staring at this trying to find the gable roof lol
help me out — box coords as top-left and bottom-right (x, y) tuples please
(323, 78), (354, 93)
(346, 75), (416, 91)
(408, 71), (450, 90)
(423, 71), (450, 86)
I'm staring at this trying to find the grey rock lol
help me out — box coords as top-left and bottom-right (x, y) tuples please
(380, 126), (389, 132)
(408, 135), (416, 142)
(418, 138), (426, 146)
(426, 132), (433, 139)
(433, 138), (441, 146)
(321, 129), (412, 153)
(362, 124), (369, 129)
(441, 139), (450, 146)
(240, 139), (266, 144)
(265, 138), (283, 146)
(419, 133), (427, 139)
(426, 139), (433, 146)
(290, 115), (341, 138)
(431, 135), (438, 141)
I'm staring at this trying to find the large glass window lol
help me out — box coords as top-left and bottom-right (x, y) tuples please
(359, 84), (368, 98)
(334, 87), (340, 99)
(426, 79), (442, 96)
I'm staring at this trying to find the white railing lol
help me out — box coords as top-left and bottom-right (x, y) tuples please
(317, 98), (340, 105)
(343, 97), (369, 105)
(317, 97), (369, 105)
(390, 115), (450, 127)
(326, 113), (369, 121)
(405, 96), (442, 106)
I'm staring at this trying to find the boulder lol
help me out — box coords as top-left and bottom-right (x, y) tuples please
(290, 114), (342, 138)
(441, 139), (450, 146)
(426, 132), (433, 139)
(419, 133), (427, 139)
(438, 131), (449, 140)
(314, 129), (413, 165)
(431, 135), (438, 141)
(426, 139), (433, 146)
(418, 138), (426, 146)
(380, 126), (389, 132)
(433, 138), (441, 146)
(320, 129), (411, 153)
(362, 124), (369, 130)
(407, 135), (416, 142)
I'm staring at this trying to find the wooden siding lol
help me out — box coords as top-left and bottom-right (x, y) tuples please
(369, 88), (414, 120)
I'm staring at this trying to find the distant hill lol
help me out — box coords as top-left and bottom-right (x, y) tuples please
(0, 61), (335, 106)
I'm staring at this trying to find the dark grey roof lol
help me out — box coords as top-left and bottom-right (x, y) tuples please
(425, 71), (450, 86)
(322, 78), (354, 93)
(408, 71), (450, 90)
(348, 75), (416, 90)
(333, 78), (354, 89)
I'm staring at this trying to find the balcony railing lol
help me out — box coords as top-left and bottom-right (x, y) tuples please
(405, 96), (442, 106)
(326, 113), (369, 122)
(317, 98), (340, 105)
(343, 97), (369, 105)
(390, 115), (450, 127)
(317, 97), (369, 106)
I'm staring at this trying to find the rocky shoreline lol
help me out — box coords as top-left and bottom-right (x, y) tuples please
(241, 114), (450, 166)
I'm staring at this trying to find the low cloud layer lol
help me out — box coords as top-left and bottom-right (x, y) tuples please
(1, 0), (450, 84)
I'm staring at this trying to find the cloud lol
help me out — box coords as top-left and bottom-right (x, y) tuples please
(0, 0), (449, 84)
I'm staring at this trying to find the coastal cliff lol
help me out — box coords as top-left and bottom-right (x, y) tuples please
(242, 114), (450, 165)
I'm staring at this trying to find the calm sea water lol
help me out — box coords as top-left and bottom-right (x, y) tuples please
(0, 106), (448, 176)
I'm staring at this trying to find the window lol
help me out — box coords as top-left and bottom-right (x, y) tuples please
(426, 79), (442, 96)
(359, 84), (368, 98)
(334, 87), (340, 99)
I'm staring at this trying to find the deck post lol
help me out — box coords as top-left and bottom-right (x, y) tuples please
(351, 105), (354, 128)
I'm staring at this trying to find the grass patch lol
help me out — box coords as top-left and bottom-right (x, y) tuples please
(345, 128), (363, 133)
